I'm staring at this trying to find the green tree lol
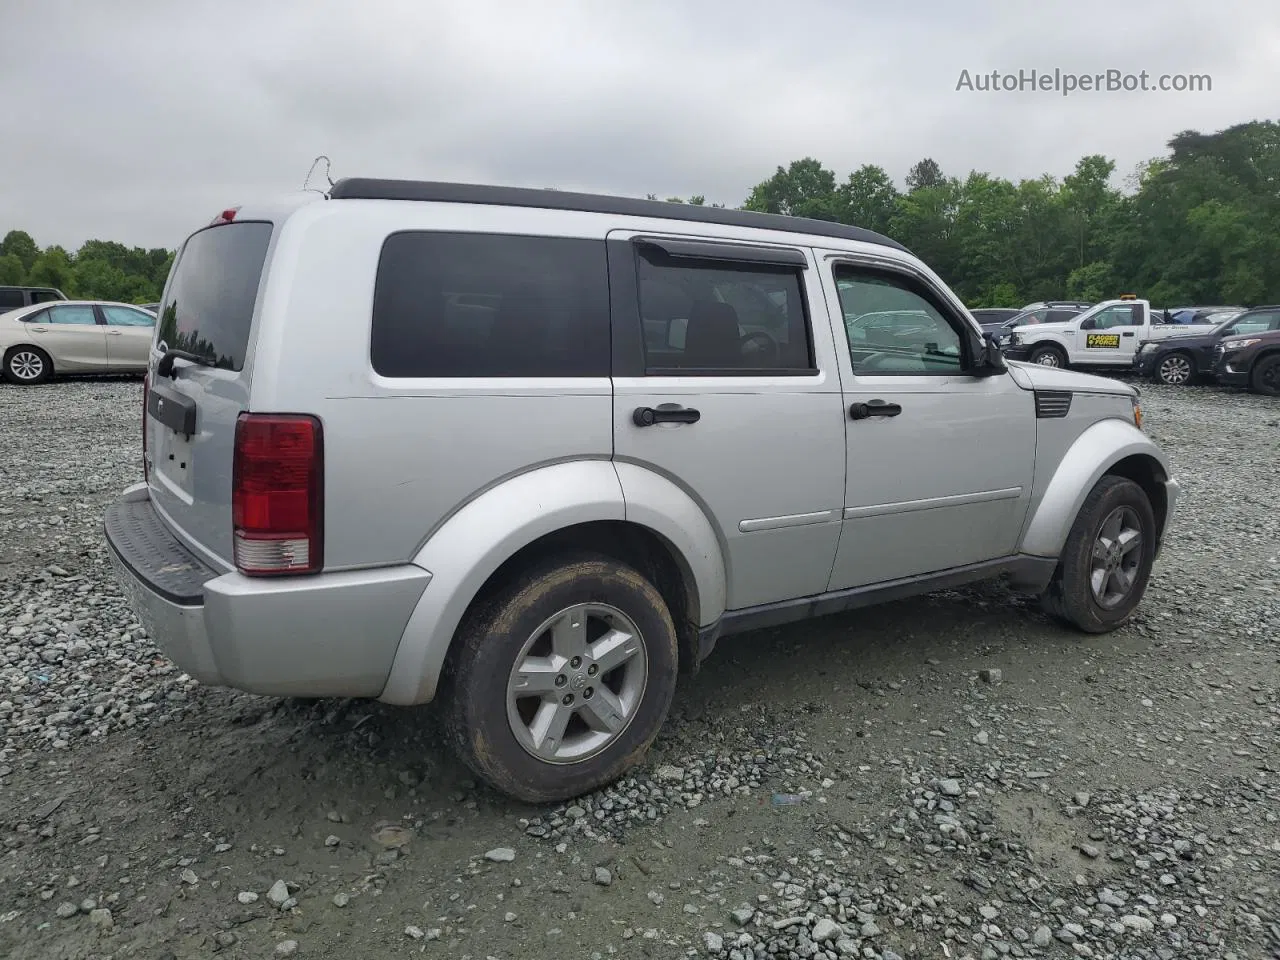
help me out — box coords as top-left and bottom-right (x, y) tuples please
(905, 158), (945, 192)
(0, 230), (39, 272)
(742, 158), (842, 220)
(837, 165), (899, 235)
(25, 246), (76, 293)
(0, 252), (25, 285)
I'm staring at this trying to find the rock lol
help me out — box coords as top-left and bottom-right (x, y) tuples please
(973, 731), (989, 745)
(1121, 914), (1155, 934)
(1074, 791), (1092, 807)
(1079, 844), (1100, 858)
(267, 880), (291, 907)
(237, 891), (259, 904)
(275, 941), (298, 956)
(979, 668), (1002, 684)
(731, 907), (755, 925)
(860, 920), (882, 937)
(704, 931), (724, 953)
(55, 901), (77, 919)
(504, 911), (516, 922)
(405, 926), (424, 939)
(485, 847), (516, 862)
(324, 835), (340, 847)
(1033, 926), (1052, 947)
(938, 778), (963, 797)
(594, 866), (612, 886)
(655, 765), (685, 782)
(180, 868), (198, 885)
(332, 892), (349, 908)
(812, 917), (840, 941)
(88, 908), (113, 929)
(835, 941), (859, 957)
(979, 905), (999, 920)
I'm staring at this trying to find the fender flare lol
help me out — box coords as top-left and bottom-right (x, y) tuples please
(1019, 417), (1172, 559)
(378, 460), (727, 706)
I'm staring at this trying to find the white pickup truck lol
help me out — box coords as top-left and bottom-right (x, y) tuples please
(1002, 298), (1215, 369)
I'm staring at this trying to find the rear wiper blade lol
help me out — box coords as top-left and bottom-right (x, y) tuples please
(156, 348), (215, 379)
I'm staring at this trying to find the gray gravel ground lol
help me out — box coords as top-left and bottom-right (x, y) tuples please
(0, 375), (1277, 960)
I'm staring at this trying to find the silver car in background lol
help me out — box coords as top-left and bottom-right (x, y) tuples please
(1, 300), (156, 384)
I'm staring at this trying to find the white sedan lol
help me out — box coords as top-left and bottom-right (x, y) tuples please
(0, 300), (156, 384)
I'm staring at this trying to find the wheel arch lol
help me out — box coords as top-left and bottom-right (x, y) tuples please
(1020, 418), (1175, 560)
(379, 460), (726, 706)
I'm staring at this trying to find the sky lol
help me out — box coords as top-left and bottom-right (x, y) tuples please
(2, 0), (1278, 251)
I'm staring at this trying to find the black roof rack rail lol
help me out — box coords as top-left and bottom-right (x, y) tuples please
(326, 178), (909, 253)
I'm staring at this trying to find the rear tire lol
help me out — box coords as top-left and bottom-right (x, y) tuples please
(1029, 344), (1066, 368)
(1038, 476), (1157, 634)
(3, 346), (53, 385)
(442, 552), (679, 804)
(1250, 353), (1280, 397)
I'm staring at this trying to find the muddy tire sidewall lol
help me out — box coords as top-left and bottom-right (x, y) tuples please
(443, 554), (679, 805)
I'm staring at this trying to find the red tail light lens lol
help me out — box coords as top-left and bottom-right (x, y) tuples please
(231, 414), (323, 575)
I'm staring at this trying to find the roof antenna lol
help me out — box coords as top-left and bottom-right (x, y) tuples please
(302, 155), (334, 196)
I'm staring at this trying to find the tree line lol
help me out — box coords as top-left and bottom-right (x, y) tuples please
(3, 119), (1275, 309)
(0, 231), (173, 305)
(736, 119), (1279, 308)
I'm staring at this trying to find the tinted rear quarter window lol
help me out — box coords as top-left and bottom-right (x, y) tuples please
(156, 221), (273, 371)
(370, 232), (610, 378)
(0, 290), (24, 309)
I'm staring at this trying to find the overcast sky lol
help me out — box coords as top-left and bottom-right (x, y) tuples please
(2, 0), (1277, 251)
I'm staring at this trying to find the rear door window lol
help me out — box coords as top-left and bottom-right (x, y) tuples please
(46, 305), (99, 325)
(155, 221), (272, 371)
(370, 232), (610, 378)
(0, 290), (24, 309)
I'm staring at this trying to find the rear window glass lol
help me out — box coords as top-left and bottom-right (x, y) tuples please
(156, 221), (272, 371)
(0, 290), (25, 309)
(370, 232), (610, 378)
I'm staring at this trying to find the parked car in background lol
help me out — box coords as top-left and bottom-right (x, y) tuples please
(103, 178), (1179, 804)
(1002, 297), (1216, 369)
(984, 303), (1088, 341)
(1020, 299), (1094, 313)
(1213, 322), (1280, 396)
(0, 285), (68, 313)
(1162, 305), (1246, 325)
(139, 302), (160, 313)
(970, 307), (1020, 326)
(1134, 306), (1280, 385)
(0, 300), (157, 384)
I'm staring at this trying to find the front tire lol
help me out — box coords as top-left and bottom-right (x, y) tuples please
(1039, 476), (1157, 633)
(1250, 354), (1280, 396)
(3, 346), (53, 384)
(442, 552), (679, 804)
(1155, 351), (1194, 386)
(1029, 344), (1066, 368)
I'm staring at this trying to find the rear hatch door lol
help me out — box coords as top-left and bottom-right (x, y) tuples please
(146, 219), (273, 567)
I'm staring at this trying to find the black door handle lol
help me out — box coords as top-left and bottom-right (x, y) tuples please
(849, 399), (902, 420)
(633, 405), (701, 427)
(1122, 331), (1135, 337)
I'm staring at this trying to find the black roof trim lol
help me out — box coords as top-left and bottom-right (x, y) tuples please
(327, 178), (908, 253)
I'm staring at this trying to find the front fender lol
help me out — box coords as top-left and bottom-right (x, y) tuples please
(1019, 418), (1174, 558)
(379, 460), (626, 706)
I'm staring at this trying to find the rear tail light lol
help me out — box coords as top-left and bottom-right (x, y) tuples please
(231, 413), (323, 575)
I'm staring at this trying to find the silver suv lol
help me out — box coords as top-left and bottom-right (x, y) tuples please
(104, 179), (1180, 803)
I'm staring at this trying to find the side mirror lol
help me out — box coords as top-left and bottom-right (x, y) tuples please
(973, 332), (1007, 376)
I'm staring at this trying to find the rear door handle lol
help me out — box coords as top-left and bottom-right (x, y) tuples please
(849, 399), (902, 420)
(633, 405), (700, 426)
(31, 326), (47, 332)
(108, 330), (123, 335)
(1122, 331), (1135, 337)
